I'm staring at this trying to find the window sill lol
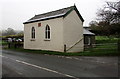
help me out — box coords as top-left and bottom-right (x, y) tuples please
(44, 39), (50, 41)
(30, 39), (35, 41)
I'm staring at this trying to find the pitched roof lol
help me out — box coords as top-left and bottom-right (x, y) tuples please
(83, 28), (95, 35)
(23, 5), (84, 24)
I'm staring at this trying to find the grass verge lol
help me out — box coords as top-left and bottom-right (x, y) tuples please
(3, 47), (119, 56)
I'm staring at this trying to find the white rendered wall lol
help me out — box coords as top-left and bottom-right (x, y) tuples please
(24, 17), (64, 52)
(63, 10), (84, 52)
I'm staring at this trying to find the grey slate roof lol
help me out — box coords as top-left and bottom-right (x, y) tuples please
(23, 5), (84, 24)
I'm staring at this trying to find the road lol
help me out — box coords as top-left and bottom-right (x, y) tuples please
(1, 49), (119, 78)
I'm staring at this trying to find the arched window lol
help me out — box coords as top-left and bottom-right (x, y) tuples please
(45, 25), (50, 39)
(31, 27), (35, 39)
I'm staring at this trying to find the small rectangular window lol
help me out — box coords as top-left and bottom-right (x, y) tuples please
(38, 23), (41, 27)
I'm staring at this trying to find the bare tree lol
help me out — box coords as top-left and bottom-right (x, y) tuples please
(92, 1), (120, 37)
(97, 1), (120, 24)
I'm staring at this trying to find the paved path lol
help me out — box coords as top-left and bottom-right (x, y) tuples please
(1, 50), (119, 78)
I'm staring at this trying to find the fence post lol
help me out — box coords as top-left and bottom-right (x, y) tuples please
(64, 44), (66, 52)
(8, 43), (10, 48)
(14, 43), (17, 48)
(118, 38), (120, 52)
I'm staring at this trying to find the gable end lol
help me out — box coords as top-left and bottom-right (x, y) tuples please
(63, 5), (84, 22)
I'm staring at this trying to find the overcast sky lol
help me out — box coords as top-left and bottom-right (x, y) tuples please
(0, 0), (116, 30)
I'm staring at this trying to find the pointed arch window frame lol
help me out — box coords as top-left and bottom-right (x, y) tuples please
(45, 25), (50, 40)
(31, 27), (35, 39)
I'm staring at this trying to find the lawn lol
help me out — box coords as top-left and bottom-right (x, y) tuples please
(95, 36), (118, 44)
(83, 36), (119, 56)
(84, 43), (118, 56)
(0, 40), (8, 45)
(2, 36), (119, 56)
